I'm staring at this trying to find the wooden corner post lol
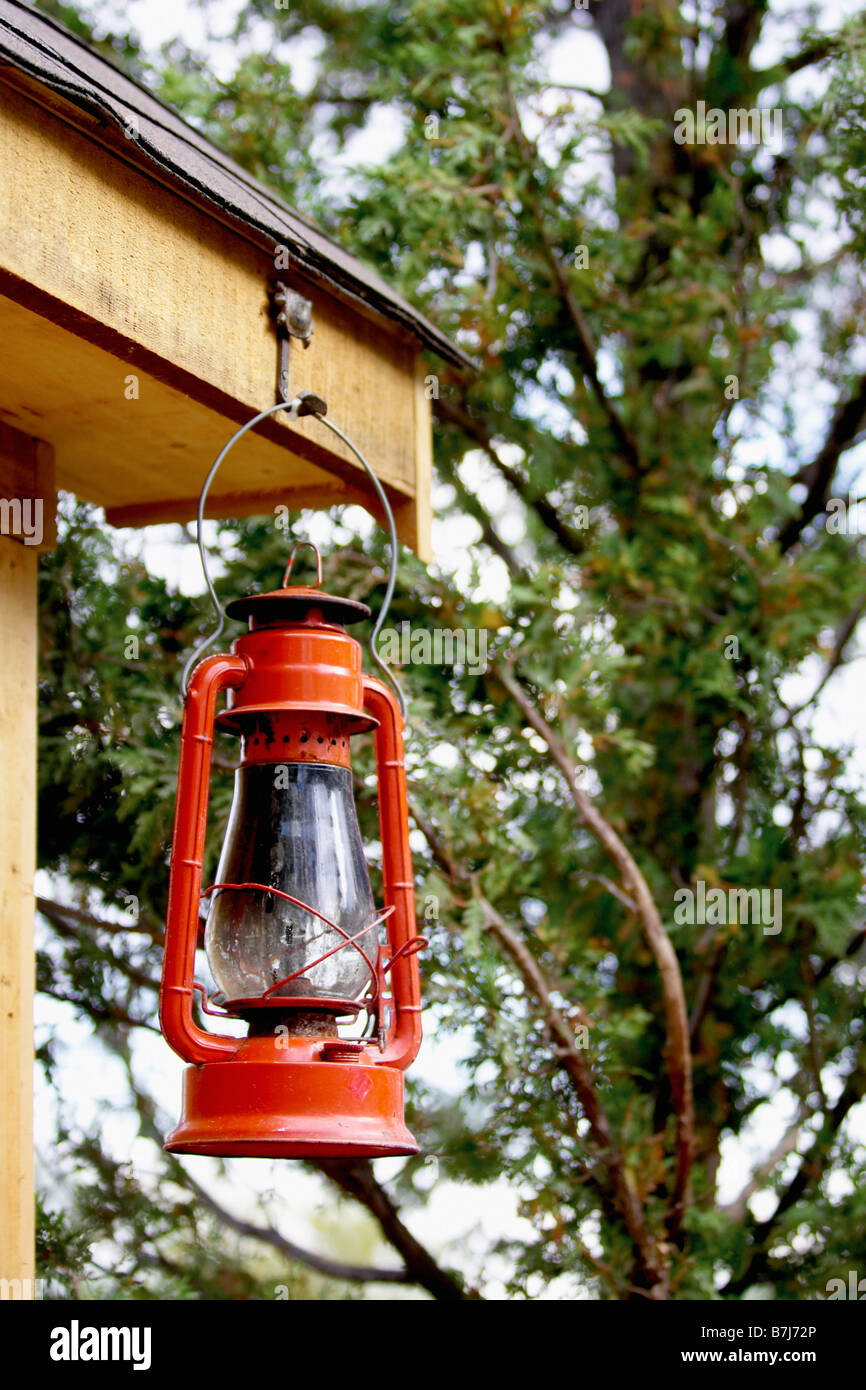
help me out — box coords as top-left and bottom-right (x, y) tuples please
(0, 422), (55, 1297)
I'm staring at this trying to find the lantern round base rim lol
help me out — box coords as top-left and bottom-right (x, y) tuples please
(165, 1057), (418, 1161)
(164, 1136), (419, 1159)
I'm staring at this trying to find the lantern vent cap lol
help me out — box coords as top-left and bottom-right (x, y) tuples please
(224, 586), (372, 630)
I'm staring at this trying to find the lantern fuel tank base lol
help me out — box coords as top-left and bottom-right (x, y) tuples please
(165, 1058), (419, 1159)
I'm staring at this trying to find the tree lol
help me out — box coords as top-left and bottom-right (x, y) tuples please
(34, 0), (866, 1299)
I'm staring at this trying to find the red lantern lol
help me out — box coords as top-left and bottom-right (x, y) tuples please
(158, 545), (424, 1158)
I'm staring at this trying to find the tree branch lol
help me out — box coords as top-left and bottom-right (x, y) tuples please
(471, 892), (666, 1293)
(437, 452), (525, 578)
(408, 798), (668, 1294)
(751, 37), (836, 89)
(777, 370), (866, 552)
(583, 873), (638, 915)
(784, 596), (866, 722)
(37, 894), (164, 945)
(720, 1106), (808, 1225)
(725, 1043), (866, 1293)
(37, 898), (162, 995)
(495, 664), (695, 1237)
(182, 1166), (413, 1288)
(502, 76), (645, 476)
(814, 925), (866, 984)
(314, 1159), (481, 1300)
(38, 986), (160, 1034)
(436, 396), (588, 555)
(112, 1037), (432, 1291)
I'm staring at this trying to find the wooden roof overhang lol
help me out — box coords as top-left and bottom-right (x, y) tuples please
(0, 0), (470, 558)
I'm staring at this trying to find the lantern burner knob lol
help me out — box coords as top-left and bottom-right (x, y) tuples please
(318, 1040), (366, 1063)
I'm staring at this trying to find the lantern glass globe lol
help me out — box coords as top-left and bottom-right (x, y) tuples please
(205, 761), (376, 1003)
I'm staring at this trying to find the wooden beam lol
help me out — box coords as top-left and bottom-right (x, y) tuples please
(0, 290), (427, 551)
(0, 79), (432, 556)
(0, 421), (56, 551)
(106, 483), (383, 530)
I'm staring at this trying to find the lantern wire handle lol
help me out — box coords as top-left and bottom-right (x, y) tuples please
(180, 394), (407, 718)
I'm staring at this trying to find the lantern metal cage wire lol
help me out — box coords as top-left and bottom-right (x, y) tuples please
(180, 392), (407, 718)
